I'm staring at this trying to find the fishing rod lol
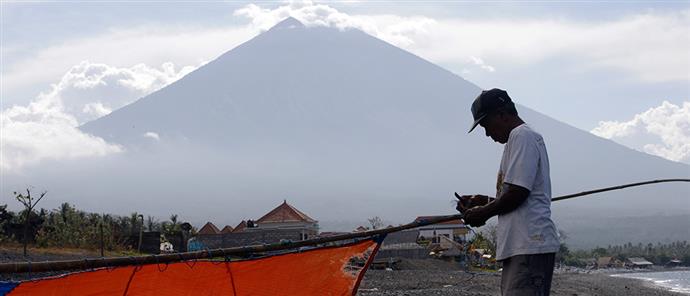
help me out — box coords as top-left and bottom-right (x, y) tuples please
(0, 178), (687, 274)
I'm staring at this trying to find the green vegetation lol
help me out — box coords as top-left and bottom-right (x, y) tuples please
(0, 201), (189, 253)
(559, 240), (690, 267)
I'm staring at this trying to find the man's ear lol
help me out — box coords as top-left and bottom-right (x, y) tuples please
(496, 110), (507, 122)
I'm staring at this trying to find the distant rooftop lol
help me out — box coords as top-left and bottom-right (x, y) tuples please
(198, 222), (220, 235)
(257, 200), (316, 224)
(220, 225), (234, 234)
(627, 257), (653, 265)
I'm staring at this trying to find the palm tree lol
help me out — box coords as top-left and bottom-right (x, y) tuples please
(146, 216), (160, 231)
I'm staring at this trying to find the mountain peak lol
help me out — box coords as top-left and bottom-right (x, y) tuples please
(270, 17), (306, 30)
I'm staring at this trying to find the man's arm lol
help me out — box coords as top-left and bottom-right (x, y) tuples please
(462, 184), (530, 227)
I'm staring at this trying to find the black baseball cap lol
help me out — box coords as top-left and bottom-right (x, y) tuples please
(468, 88), (514, 133)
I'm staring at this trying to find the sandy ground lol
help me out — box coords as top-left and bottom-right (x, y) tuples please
(358, 269), (682, 296)
(357, 260), (683, 296)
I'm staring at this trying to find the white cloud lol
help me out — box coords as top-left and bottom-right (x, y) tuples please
(469, 56), (495, 73)
(591, 101), (690, 163)
(1, 61), (194, 172)
(82, 102), (112, 118)
(416, 11), (690, 83)
(143, 132), (160, 141)
(54, 61), (196, 123)
(2, 25), (253, 106)
(233, 1), (436, 48)
(0, 97), (123, 172)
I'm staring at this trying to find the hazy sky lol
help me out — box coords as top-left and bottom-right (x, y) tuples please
(1, 0), (689, 173)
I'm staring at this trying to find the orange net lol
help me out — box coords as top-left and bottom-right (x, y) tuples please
(4, 239), (379, 296)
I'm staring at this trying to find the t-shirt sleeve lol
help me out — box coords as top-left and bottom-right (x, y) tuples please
(502, 130), (540, 192)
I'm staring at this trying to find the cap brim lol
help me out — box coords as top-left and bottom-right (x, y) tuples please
(468, 114), (487, 133)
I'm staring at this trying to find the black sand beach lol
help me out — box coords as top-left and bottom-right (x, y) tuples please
(357, 261), (684, 296)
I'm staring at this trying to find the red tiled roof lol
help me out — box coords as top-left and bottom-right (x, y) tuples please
(414, 216), (464, 226)
(198, 222), (220, 234)
(257, 200), (316, 223)
(220, 225), (234, 234)
(232, 220), (247, 233)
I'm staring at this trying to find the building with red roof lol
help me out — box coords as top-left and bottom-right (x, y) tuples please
(232, 220), (247, 233)
(414, 216), (468, 242)
(198, 222), (221, 235)
(193, 200), (320, 249)
(253, 200), (319, 239)
(220, 225), (234, 234)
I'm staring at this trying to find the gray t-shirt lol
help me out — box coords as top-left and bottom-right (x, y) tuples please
(495, 124), (559, 261)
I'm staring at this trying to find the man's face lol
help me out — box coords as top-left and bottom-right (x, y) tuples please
(479, 112), (509, 144)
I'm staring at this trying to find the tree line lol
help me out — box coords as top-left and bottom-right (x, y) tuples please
(0, 201), (192, 253)
(559, 240), (690, 267)
(471, 224), (689, 267)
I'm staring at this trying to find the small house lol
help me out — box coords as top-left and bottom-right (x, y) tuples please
(252, 200), (319, 240)
(414, 216), (469, 242)
(597, 257), (614, 268)
(666, 259), (682, 267)
(626, 257), (653, 268)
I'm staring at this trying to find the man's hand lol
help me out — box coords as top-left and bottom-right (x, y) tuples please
(463, 207), (489, 227)
(454, 193), (491, 214)
(458, 184), (530, 228)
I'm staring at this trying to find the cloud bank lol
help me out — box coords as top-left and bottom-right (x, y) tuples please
(52, 61), (196, 124)
(3, 25), (253, 106)
(1, 61), (195, 172)
(234, 1), (436, 48)
(591, 101), (690, 164)
(234, 2), (689, 83)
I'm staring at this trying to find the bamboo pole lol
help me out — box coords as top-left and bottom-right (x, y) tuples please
(551, 179), (689, 202)
(1, 178), (687, 274)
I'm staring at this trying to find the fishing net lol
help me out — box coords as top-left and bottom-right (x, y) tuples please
(0, 239), (380, 296)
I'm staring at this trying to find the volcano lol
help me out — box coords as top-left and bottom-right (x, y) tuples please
(12, 17), (688, 247)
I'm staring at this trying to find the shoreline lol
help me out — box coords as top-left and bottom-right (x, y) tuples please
(556, 265), (690, 274)
(641, 278), (684, 295)
(609, 269), (690, 295)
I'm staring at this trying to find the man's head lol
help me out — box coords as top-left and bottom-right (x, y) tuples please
(468, 88), (521, 144)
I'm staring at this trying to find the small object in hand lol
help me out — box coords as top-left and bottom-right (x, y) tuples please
(454, 192), (473, 213)
(455, 193), (486, 213)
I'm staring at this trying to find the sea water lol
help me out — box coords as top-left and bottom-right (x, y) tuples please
(611, 270), (690, 294)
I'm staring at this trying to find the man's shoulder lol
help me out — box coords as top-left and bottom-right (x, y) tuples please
(511, 124), (543, 141)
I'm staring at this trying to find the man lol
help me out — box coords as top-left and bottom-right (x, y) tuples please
(456, 88), (559, 296)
